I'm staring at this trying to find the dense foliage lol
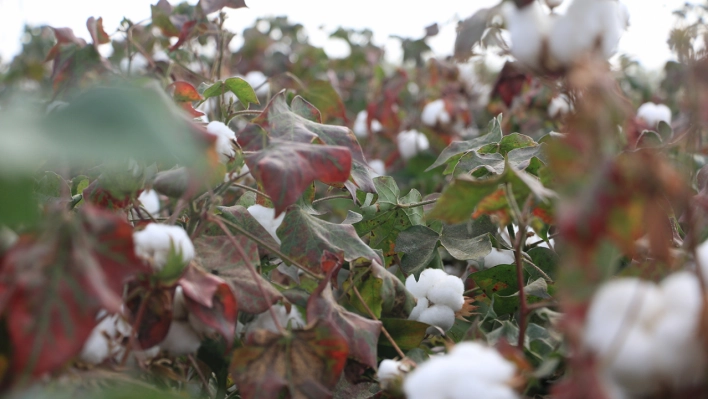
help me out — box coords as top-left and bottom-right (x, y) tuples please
(1, 0), (708, 398)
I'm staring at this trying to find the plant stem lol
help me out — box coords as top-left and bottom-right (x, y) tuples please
(229, 182), (271, 199)
(396, 198), (438, 209)
(312, 194), (351, 205)
(120, 290), (150, 366)
(215, 215), (324, 280)
(212, 216), (286, 335)
(352, 285), (412, 363)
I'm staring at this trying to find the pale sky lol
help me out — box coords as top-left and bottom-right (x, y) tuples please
(0, 0), (687, 71)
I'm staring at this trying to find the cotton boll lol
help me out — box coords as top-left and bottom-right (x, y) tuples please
(159, 321), (202, 356)
(449, 379), (518, 399)
(244, 70), (269, 96)
(421, 99), (451, 126)
(449, 343), (517, 384)
(418, 304), (456, 331)
(206, 121), (237, 164)
(133, 224), (195, 271)
(173, 286), (188, 320)
(404, 355), (457, 399)
(397, 130), (429, 160)
(548, 94), (572, 118)
(368, 159), (386, 177)
(636, 102), (671, 128)
(407, 269), (448, 299)
(545, 0), (563, 8)
(484, 249), (515, 268)
(353, 111), (369, 138)
(247, 205), (285, 244)
(378, 359), (407, 389)
(80, 315), (119, 364)
(604, 328), (659, 396)
(427, 275), (465, 311)
(138, 189), (160, 216)
(246, 305), (304, 335)
(503, 1), (551, 69)
(408, 297), (429, 321)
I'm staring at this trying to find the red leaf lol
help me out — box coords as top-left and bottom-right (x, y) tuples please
(200, 0), (248, 14)
(126, 284), (173, 349)
(86, 17), (110, 46)
(240, 124), (352, 216)
(169, 20), (198, 52)
(307, 252), (382, 368)
(180, 102), (205, 117)
(179, 264), (223, 308)
(229, 321), (349, 399)
(0, 206), (144, 377)
(184, 282), (238, 348)
(194, 234), (282, 314)
(169, 81), (202, 102)
(44, 27), (87, 62)
(82, 180), (135, 210)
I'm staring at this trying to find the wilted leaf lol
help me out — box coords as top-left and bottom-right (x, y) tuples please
(278, 207), (382, 274)
(307, 252), (382, 368)
(240, 124), (352, 215)
(184, 280), (238, 347)
(454, 8), (492, 60)
(86, 17), (110, 46)
(194, 235), (281, 314)
(229, 321), (349, 399)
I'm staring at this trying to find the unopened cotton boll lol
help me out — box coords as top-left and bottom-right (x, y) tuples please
(247, 204), (285, 244)
(484, 248), (515, 268)
(206, 121), (237, 164)
(133, 223), (195, 271)
(368, 159), (386, 177)
(244, 70), (270, 96)
(503, 1), (551, 70)
(397, 130), (429, 160)
(159, 321), (202, 356)
(404, 342), (519, 399)
(421, 99), (451, 126)
(636, 102), (671, 128)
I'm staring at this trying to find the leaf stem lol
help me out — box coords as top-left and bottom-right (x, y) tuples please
(396, 198), (438, 209)
(312, 194), (351, 206)
(215, 215), (324, 280)
(352, 285), (411, 363)
(228, 182), (271, 200)
(212, 216), (287, 335)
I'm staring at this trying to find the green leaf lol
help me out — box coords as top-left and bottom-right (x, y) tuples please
(0, 176), (38, 227)
(35, 171), (69, 203)
(225, 77), (260, 107)
(202, 81), (224, 99)
(452, 151), (505, 178)
(396, 225), (441, 275)
(426, 114), (503, 172)
(498, 133), (537, 156)
(379, 319), (428, 351)
(526, 247), (559, 282)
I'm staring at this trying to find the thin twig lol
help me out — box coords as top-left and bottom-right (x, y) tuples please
(212, 216), (286, 335)
(216, 215), (324, 280)
(521, 254), (554, 283)
(352, 286), (411, 363)
(312, 194), (351, 206)
(120, 291), (150, 366)
(229, 182), (271, 200)
(396, 198), (438, 209)
(188, 354), (214, 397)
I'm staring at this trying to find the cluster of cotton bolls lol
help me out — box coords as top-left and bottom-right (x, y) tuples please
(421, 99), (451, 127)
(402, 341), (520, 399)
(584, 270), (707, 398)
(636, 102), (672, 128)
(503, 0), (629, 71)
(406, 269), (465, 332)
(206, 121), (238, 164)
(353, 110), (383, 138)
(397, 129), (430, 160)
(247, 204), (285, 244)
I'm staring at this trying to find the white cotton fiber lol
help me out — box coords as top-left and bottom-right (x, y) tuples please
(636, 102), (672, 128)
(159, 320), (202, 356)
(206, 121), (237, 164)
(427, 275), (465, 311)
(421, 99), (451, 126)
(397, 129), (429, 160)
(133, 223), (195, 271)
(247, 204), (285, 244)
(418, 305), (456, 332)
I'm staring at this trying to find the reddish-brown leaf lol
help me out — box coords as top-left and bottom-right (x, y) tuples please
(169, 20), (198, 52)
(179, 264), (223, 308)
(169, 81), (202, 102)
(229, 321), (349, 399)
(194, 235), (282, 314)
(179, 101), (205, 117)
(126, 283), (173, 349)
(0, 206), (144, 377)
(307, 252), (382, 369)
(86, 17), (110, 46)
(82, 180), (135, 210)
(240, 124), (352, 215)
(185, 282), (238, 347)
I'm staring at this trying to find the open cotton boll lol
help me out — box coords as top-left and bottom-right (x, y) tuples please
(80, 315), (120, 364)
(159, 321), (202, 356)
(138, 189), (160, 216)
(244, 70), (270, 96)
(548, 94), (572, 118)
(404, 342), (519, 399)
(483, 248), (515, 268)
(418, 304), (456, 331)
(368, 159), (386, 177)
(246, 304), (304, 335)
(133, 223), (195, 271)
(421, 99), (451, 126)
(636, 102), (671, 128)
(427, 275), (465, 311)
(397, 130), (429, 160)
(247, 205), (285, 244)
(503, 1), (551, 70)
(378, 359), (408, 390)
(206, 121), (237, 164)
(353, 110), (383, 138)
(408, 297), (429, 322)
(406, 269), (448, 299)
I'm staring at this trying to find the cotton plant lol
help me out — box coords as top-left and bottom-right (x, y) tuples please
(247, 204), (285, 244)
(583, 273), (707, 398)
(353, 110), (383, 138)
(397, 129), (430, 160)
(403, 341), (520, 399)
(421, 99), (451, 127)
(636, 102), (672, 128)
(504, 0), (629, 71)
(206, 121), (238, 164)
(406, 269), (470, 332)
(133, 223), (195, 273)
